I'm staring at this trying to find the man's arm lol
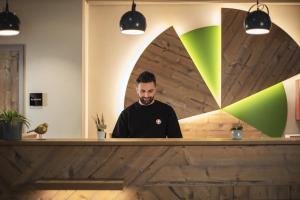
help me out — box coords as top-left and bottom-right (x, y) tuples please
(166, 107), (182, 138)
(112, 111), (130, 138)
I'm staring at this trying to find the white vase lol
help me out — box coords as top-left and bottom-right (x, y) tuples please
(97, 130), (106, 140)
(232, 130), (243, 140)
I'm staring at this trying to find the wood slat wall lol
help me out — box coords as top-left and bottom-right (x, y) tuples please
(125, 9), (300, 137)
(125, 27), (219, 119)
(0, 143), (299, 199)
(179, 110), (266, 138)
(0, 50), (19, 111)
(221, 8), (300, 107)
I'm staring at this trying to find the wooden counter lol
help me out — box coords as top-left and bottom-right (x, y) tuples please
(0, 138), (300, 199)
(1, 138), (300, 146)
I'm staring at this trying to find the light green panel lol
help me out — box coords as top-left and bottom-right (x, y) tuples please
(180, 26), (221, 104)
(223, 83), (287, 137)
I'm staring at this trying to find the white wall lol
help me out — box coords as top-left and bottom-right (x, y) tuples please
(86, 2), (300, 137)
(284, 74), (300, 135)
(0, 0), (82, 138)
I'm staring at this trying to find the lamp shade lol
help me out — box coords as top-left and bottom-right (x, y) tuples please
(120, 1), (146, 35)
(244, 3), (271, 35)
(0, 1), (20, 36)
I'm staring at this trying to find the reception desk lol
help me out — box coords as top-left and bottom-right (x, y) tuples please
(0, 138), (300, 199)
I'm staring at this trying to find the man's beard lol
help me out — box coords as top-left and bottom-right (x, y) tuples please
(139, 97), (154, 105)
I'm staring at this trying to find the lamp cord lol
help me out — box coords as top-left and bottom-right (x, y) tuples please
(131, 0), (136, 11)
(5, 0), (9, 12)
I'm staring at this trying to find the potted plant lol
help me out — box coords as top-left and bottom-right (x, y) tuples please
(0, 111), (30, 140)
(231, 123), (243, 140)
(93, 113), (107, 139)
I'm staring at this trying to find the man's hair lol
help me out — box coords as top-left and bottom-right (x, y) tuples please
(136, 71), (156, 85)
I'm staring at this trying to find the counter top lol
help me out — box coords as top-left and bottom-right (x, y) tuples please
(1, 138), (300, 146)
(1, 137), (300, 199)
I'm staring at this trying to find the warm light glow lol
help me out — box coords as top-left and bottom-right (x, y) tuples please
(121, 29), (145, 35)
(285, 134), (300, 139)
(217, 27), (221, 106)
(282, 73), (300, 136)
(117, 27), (168, 117)
(83, 0), (89, 138)
(246, 28), (270, 34)
(179, 110), (220, 123)
(0, 30), (20, 36)
(30, 190), (122, 198)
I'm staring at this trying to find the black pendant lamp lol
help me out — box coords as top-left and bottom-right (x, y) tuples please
(119, 0), (146, 35)
(244, 0), (271, 35)
(0, 0), (20, 36)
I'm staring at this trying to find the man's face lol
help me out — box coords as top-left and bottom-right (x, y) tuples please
(136, 82), (156, 105)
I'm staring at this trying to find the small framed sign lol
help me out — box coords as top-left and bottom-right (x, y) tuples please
(30, 93), (43, 106)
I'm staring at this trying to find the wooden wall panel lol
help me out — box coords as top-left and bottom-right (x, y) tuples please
(0, 143), (300, 199)
(221, 8), (300, 107)
(125, 27), (219, 119)
(179, 110), (266, 138)
(0, 50), (19, 111)
(296, 79), (300, 120)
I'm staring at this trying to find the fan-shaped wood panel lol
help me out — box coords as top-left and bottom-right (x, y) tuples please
(179, 110), (266, 139)
(125, 27), (219, 119)
(221, 8), (300, 107)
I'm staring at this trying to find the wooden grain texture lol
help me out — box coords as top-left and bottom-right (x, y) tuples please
(221, 8), (300, 107)
(125, 27), (219, 119)
(1, 138), (299, 146)
(296, 79), (300, 120)
(29, 180), (123, 190)
(0, 143), (299, 199)
(179, 109), (266, 139)
(0, 50), (19, 111)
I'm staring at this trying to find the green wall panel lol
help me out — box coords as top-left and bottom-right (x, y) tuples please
(223, 83), (287, 137)
(180, 26), (221, 105)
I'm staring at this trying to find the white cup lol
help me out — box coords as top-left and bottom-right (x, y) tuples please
(97, 131), (106, 140)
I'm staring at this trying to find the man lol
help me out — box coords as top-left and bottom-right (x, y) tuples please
(112, 71), (182, 138)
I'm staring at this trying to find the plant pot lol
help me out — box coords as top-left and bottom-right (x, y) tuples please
(0, 123), (3, 139)
(1, 122), (22, 140)
(232, 130), (243, 140)
(97, 131), (106, 140)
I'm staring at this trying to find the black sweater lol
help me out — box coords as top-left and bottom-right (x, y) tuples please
(112, 100), (182, 138)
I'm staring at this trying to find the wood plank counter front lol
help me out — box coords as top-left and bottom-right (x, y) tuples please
(0, 138), (300, 200)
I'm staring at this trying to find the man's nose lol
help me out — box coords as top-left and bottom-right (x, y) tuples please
(144, 92), (149, 97)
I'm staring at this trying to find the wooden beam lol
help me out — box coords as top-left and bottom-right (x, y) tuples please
(28, 180), (124, 190)
(1, 138), (300, 146)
